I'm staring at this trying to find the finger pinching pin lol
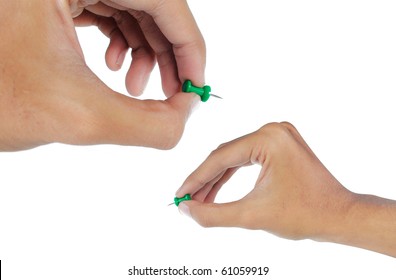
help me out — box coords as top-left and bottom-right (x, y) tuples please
(182, 80), (222, 102)
(168, 194), (192, 206)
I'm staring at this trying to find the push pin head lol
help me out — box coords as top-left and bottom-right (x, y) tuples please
(170, 194), (192, 206)
(182, 80), (220, 102)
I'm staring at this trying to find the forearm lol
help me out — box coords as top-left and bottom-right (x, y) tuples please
(323, 193), (396, 257)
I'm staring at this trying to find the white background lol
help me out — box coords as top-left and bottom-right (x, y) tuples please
(1, 0), (396, 279)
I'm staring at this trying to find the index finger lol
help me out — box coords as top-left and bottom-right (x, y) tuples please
(176, 133), (256, 197)
(151, 0), (206, 86)
(109, 0), (206, 86)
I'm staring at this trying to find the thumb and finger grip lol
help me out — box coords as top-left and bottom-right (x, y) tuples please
(175, 130), (267, 229)
(179, 200), (246, 228)
(176, 134), (255, 197)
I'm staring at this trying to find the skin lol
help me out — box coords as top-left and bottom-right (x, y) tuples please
(3, 0), (394, 259)
(0, 0), (205, 151)
(177, 122), (396, 257)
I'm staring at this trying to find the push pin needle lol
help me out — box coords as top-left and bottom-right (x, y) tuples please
(210, 93), (223, 99)
(182, 80), (222, 102)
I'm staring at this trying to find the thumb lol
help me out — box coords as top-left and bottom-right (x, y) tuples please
(87, 88), (200, 149)
(178, 200), (245, 228)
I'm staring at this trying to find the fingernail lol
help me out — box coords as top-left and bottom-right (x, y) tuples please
(178, 202), (191, 219)
(116, 49), (127, 68)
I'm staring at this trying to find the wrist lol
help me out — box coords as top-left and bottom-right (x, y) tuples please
(310, 189), (357, 243)
(317, 192), (396, 257)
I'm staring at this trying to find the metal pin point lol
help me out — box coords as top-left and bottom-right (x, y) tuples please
(210, 93), (222, 99)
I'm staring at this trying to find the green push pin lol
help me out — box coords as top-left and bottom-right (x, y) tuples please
(168, 194), (192, 206)
(182, 80), (222, 102)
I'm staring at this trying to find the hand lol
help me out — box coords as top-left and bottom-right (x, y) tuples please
(0, 0), (204, 151)
(176, 122), (352, 239)
(176, 122), (396, 257)
(71, 0), (206, 96)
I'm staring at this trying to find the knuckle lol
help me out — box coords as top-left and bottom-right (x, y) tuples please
(78, 0), (98, 6)
(280, 121), (298, 133)
(132, 47), (155, 60)
(216, 142), (227, 150)
(207, 145), (225, 161)
(173, 39), (206, 63)
(141, 0), (163, 13)
(188, 174), (208, 189)
(209, 147), (221, 157)
(213, 139), (232, 154)
(112, 10), (125, 26)
(257, 122), (294, 149)
(258, 122), (290, 138)
(129, 10), (146, 24)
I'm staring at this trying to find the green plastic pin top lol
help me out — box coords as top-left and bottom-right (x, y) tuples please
(182, 80), (222, 102)
(174, 194), (192, 206)
(182, 80), (211, 102)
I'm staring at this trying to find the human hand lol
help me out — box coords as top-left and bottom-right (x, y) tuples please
(177, 122), (396, 257)
(0, 0), (204, 151)
(176, 122), (355, 240)
(71, 0), (206, 96)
